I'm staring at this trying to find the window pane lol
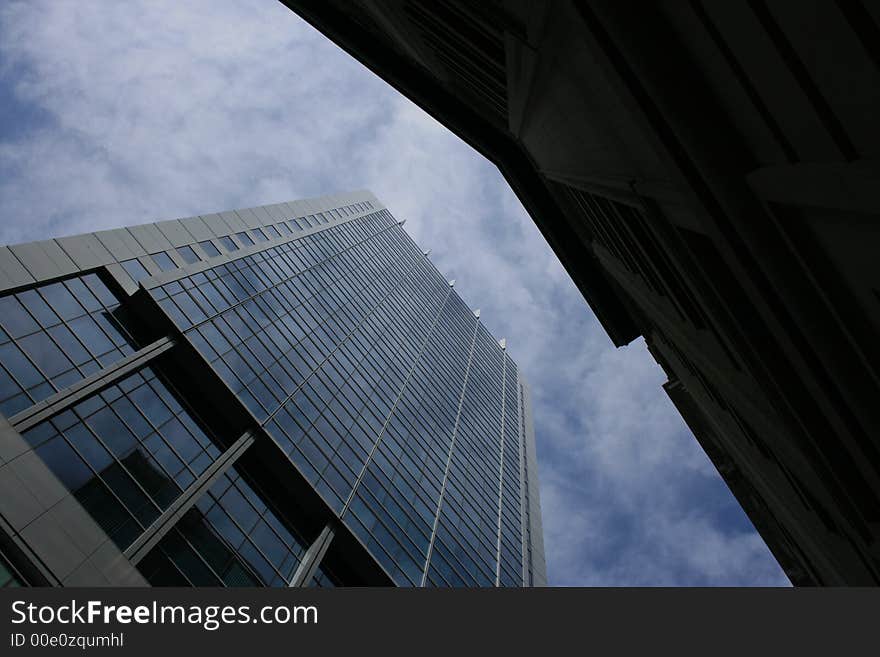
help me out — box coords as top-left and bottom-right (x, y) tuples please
(47, 324), (91, 366)
(0, 296), (40, 338)
(97, 312), (130, 347)
(235, 232), (254, 246)
(219, 236), (239, 252)
(17, 289), (60, 327)
(136, 549), (189, 586)
(153, 530), (222, 586)
(151, 252), (177, 272)
(65, 423), (113, 473)
(75, 476), (142, 547)
(18, 331), (73, 379)
(113, 396), (153, 438)
(0, 390), (31, 417)
(0, 342), (42, 389)
(68, 315), (115, 357)
(38, 282), (85, 321)
(82, 273), (118, 307)
(63, 277), (103, 313)
(129, 381), (173, 427)
(219, 486), (258, 533)
(176, 246), (201, 265)
(0, 365), (21, 405)
(122, 258), (150, 283)
(199, 240), (221, 257)
(35, 436), (93, 491)
(86, 406), (137, 458)
(101, 461), (160, 525)
(206, 504), (245, 549)
(160, 417), (202, 464)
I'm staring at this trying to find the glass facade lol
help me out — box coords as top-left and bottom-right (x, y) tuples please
(22, 366), (222, 550)
(146, 209), (528, 586)
(0, 272), (136, 417)
(138, 465), (310, 586)
(0, 195), (542, 587)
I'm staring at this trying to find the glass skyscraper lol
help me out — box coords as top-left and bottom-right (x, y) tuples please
(0, 191), (546, 587)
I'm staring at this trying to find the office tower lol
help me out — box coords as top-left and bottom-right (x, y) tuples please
(0, 190), (546, 587)
(283, 0), (880, 585)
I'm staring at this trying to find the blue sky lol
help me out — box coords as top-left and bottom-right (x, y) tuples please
(0, 0), (788, 585)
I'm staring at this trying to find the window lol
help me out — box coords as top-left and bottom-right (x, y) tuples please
(0, 273), (134, 417)
(265, 225), (282, 238)
(135, 211), (526, 582)
(219, 236), (239, 252)
(47, 325), (91, 366)
(0, 296), (40, 338)
(176, 245), (201, 265)
(251, 228), (269, 243)
(67, 316), (115, 358)
(23, 367), (223, 551)
(198, 240), (221, 258)
(19, 331), (74, 380)
(236, 232), (255, 246)
(17, 289), (59, 327)
(122, 258), (150, 283)
(0, 342), (43, 390)
(139, 465), (311, 587)
(277, 223), (292, 235)
(39, 282), (84, 320)
(151, 252), (177, 272)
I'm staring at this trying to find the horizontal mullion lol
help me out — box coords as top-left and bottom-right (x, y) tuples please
(9, 336), (176, 433)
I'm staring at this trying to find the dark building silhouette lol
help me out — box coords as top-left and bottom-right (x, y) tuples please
(282, 0), (880, 585)
(0, 191), (546, 587)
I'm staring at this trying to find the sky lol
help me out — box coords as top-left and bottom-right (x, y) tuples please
(0, 0), (789, 585)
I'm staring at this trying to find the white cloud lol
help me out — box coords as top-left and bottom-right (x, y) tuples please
(0, 0), (787, 585)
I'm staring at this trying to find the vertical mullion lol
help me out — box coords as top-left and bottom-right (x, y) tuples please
(341, 285), (454, 515)
(494, 353), (508, 586)
(420, 315), (481, 586)
(124, 429), (257, 565)
(260, 238), (431, 430)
